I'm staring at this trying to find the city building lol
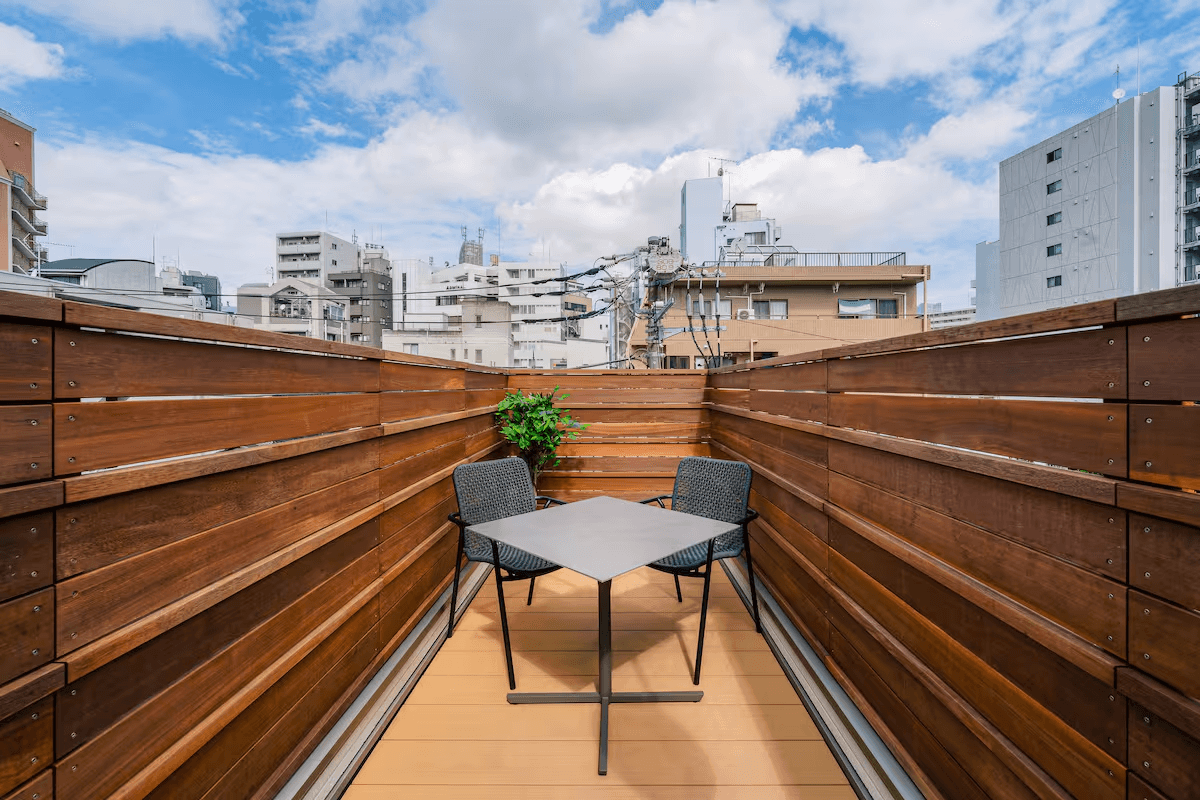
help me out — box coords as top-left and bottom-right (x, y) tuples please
(269, 231), (393, 346)
(178, 269), (222, 311)
(386, 254), (609, 368)
(680, 177), (783, 265)
(976, 72), (1200, 320)
(0, 257), (238, 323)
(922, 302), (978, 329)
(236, 278), (347, 341)
(632, 186), (929, 367)
(1, 108), (48, 274)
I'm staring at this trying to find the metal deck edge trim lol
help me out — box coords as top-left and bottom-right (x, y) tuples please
(274, 562), (492, 800)
(721, 557), (926, 800)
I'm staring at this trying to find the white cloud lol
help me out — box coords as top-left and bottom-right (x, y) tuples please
(0, 23), (65, 90)
(298, 118), (357, 138)
(412, 0), (827, 164)
(905, 100), (1033, 162)
(778, 0), (1016, 86)
(10, 0), (244, 42)
(320, 33), (423, 101)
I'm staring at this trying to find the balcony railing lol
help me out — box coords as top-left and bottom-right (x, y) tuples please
(0, 287), (1198, 799)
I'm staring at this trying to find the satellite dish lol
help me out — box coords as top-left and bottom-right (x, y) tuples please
(1112, 88), (1126, 99)
(717, 167), (723, 177)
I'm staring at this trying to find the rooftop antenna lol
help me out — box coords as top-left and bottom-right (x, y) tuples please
(1136, 37), (1140, 95)
(1112, 64), (1124, 105)
(461, 225), (468, 241)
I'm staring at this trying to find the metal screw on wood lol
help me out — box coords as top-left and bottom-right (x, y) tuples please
(1108, 459), (1114, 465)
(1145, 572), (1151, 578)
(29, 419), (37, 425)
(1146, 418), (1153, 424)
(68, 414), (75, 421)
(33, 605), (40, 612)
(71, 632), (77, 638)
(31, 338), (38, 344)
(1144, 653), (1151, 659)
(1144, 608), (1150, 614)
(1144, 336), (1150, 342)
(69, 380), (77, 387)
(1107, 415), (1113, 421)
(70, 689), (76, 696)
(1107, 635), (1113, 641)
(1106, 558), (1113, 565)
(1108, 593), (1114, 599)
(1144, 716), (1151, 724)
(32, 648), (38, 655)
(1146, 461), (1153, 467)
(1107, 382), (1114, 388)
(30, 463), (37, 469)
(1108, 339), (1114, 345)
(30, 571), (36, 577)
(30, 757), (37, 765)
(70, 341), (76, 346)
(70, 732), (76, 739)
(1143, 380), (1150, 386)
(69, 457), (75, 463)
(1144, 761), (1150, 768)
(31, 712), (38, 719)
(71, 765), (77, 771)
(1144, 527), (1151, 533)
(29, 383), (36, 388)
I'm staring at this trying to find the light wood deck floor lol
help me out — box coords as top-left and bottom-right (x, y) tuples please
(345, 566), (855, 799)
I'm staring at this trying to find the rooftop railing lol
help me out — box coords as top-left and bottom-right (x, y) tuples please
(0, 285), (1198, 800)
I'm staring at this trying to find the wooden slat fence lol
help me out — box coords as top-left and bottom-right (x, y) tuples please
(0, 292), (502, 800)
(4, 283), (1200, 800)
(707, 285), (1200, 800)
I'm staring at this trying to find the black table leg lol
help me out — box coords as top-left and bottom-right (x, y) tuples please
(506, 576), (703, 775)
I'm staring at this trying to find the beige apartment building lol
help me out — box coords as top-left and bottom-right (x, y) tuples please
(1, 108), (48, 273)
(631, 257), (930, 367)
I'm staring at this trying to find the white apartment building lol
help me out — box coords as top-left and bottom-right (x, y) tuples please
(679, 177), (784, 266)
(236, 278), (347, 341)
(922, 303), (978, 329)
(385, 257), (609, 368)
(976, 74), (1200, 320)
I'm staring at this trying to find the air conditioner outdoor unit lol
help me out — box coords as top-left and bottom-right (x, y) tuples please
(736, 309), (754, 320)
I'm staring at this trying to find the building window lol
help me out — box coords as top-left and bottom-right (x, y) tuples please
(1047, 148), (1062, 163)
(475, 349), (483, 363)
(877, 299), (899, 319)
(331, 243), (338, 250)
(475, 314), (482, 328)
(1047, 211), (1062, 225)
(692, 299), (732, 317)
(744, 231), (766, 245)
(665, 356), (692, 369)
(331, 260), (337, 266)
(752, 300), (787, 320)
(1047, 275), (1062, 287)
(450, 349), (455, 360)
(1047, 243), (1062, 256)
(404, 343), (418, 355)
(1047, 180), (1062, 194)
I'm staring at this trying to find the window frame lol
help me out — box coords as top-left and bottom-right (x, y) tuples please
(1047, 180), (1062, 194)
(1047, 275), (1062, 288)
(1047, 211), (1062, 226)
(1047, 243), (1062, 257)
(1047, 147), (1062, 163)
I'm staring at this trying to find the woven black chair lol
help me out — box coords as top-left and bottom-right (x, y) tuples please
(447, 456), (566, 689)
(641, 456), (760, 684)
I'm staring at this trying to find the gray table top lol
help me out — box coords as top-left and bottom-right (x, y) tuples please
(466, 495), (740, 582)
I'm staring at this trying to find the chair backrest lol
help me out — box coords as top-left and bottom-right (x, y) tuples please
(671, 456), (752, 525)
(452, 456), (538, 526)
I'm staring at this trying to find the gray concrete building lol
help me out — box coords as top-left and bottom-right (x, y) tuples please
(977, 73), (1200, 320)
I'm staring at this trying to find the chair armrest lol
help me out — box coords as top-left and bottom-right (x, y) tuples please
(536, 495), (566, 508)
(639, 494), (672, 508)
(740, 508), (759, 526)
(448, 511), (464, 529)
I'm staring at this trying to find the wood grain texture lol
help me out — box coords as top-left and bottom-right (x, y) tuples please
(0, 290), (62, 323)
(54, 393), (378, 473)
(1130, 514), (1200, 613)
(1129, 404), (1200, 490)
(0, 406), (51, 487)
(827, 327), (1125, 398)
(0, 588), (53, 686)
(0, 697), (51, 797)
(829, 394), (1127, 476)
(0, 770), (52, 800)
(1128, 590), (1200, 702)
(1127, 701), (1200, 800)
(0, 512), (51, 603)
(0, 324), (51, 403)
(1128, 318), (1200, 400)
(55, 328), (380, 397)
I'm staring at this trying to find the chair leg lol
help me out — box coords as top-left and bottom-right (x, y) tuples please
(673, 574), (683, 602)
(527, 576), (536, 606)
(693, 539), (715, 685)
(492, 541), (517, 690)
(447, 528), (465, 640)
(743, 525), (762, 634)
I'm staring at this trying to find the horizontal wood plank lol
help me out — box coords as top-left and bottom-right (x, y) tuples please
(0, 324), (51, 402)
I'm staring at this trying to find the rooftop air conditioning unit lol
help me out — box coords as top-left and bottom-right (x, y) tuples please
(736, 308), (754, 321)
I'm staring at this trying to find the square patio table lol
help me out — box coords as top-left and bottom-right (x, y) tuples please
(466, 494), (740, 774)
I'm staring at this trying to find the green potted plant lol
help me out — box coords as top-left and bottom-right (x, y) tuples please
(495, 386), (587, 487)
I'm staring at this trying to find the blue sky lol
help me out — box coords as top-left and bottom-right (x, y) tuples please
(1, 0), (1197, 307)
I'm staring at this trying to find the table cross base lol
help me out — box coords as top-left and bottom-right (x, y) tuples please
(504, 579), (704, 775)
